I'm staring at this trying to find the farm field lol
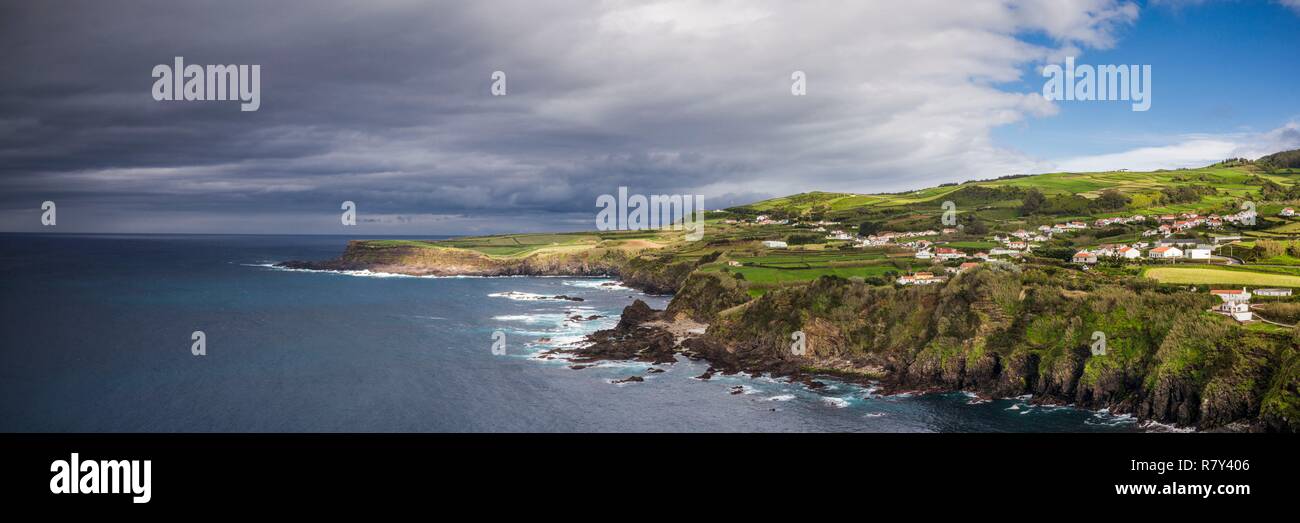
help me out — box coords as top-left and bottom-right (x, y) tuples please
(708, 263), (899, 285)
(732, 164), (1300, 231)
(1144, 266), (1300, 287)
(946, 241), (998, 250)
(700, 249), (906, 294)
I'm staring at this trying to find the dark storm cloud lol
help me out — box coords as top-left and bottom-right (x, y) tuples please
(0, 0), (1142, 233)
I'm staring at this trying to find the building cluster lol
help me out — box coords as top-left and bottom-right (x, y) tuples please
(858, 229), (942, 248)
(725, 214), (795, 226)
(1093, 215), (1146, 227)
(1073, 240), (1215, 264)
(896, 271), (942, 285)
(899, 262), (985, 285)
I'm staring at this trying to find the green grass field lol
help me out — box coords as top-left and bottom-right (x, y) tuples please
(698, 248), (905, 291)
(1144, 266), (1300, 287)
(946, 241), (998, 250)
(708, 264), (898, 285)
(732, 164), (1298, 228)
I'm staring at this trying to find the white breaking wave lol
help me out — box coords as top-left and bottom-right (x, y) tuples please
(488, 291), (587, 302)
(254, 264), (442, 279)
(562, 279), (631, 291)
(254, 263), (553, 280)
(822, 397), (851, 408)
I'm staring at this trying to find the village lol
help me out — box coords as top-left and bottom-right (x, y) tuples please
(721, 206), (1299, 324)
(731, 207), (1271, 265)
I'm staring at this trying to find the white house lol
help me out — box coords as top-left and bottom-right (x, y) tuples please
(761, 240), (788, 249)
(1210, 288), (1252, 302)
(1115, 246), (1142, 259)
(1210, 288), (1253, 322)
(1255, 288), (1293, 297)
(1281, 208), (1295, 217)
(1148, 246), (1183, 259)
(1187, 245), (1213, 260)
(1218, 301), (1254, 322)
(934, 247), (965, 260)
(897, 272), (943, 285)
(1072, 251), (1098, 264)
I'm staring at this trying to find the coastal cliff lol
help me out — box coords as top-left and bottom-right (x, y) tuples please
(278, 240), (628, 277)
(278, 239), (709, 295)
(284, 240), (1300, 432)
(575, 264), (1300, 432)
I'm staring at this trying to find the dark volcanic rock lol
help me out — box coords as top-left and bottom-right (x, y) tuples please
(569, 300), (676, 364)
(616, 300), (659, 329)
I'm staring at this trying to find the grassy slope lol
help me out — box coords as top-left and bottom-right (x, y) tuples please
(355, 161), (1300, 286)
(737, 165), (1300, 214)
(1145, 266), (1300, 287)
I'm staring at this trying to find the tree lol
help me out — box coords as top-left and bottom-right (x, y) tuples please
(1021, 188), (1046, 215)
(858, 221), (883, 237)
(786, 233), (825, 245)
(1095, 189), (1129, 210)
(1256, 239), (1286, 258)
(960, 214), (988, 235)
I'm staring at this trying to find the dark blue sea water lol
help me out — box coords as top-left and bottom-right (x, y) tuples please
(0, 234), (1139, 432)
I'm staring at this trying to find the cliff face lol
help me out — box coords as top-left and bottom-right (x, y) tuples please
(676, 266), (1299, 432)
(664, 272), (751, 322)
(278, 240), (628, 277)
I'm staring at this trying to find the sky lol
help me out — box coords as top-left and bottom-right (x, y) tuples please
(1, 0), (1298, 235)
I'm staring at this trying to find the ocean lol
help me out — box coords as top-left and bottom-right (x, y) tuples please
(0, 234), (1139, 432)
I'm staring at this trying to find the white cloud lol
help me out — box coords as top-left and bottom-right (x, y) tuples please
(1050, 121), (1300, 172)
(1151, 0), (1300, 15)
(1, 0), (1151, 233)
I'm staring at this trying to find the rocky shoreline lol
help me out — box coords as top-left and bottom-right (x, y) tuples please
(281, 242), (1299, 433)
(551, 298), (884, 392)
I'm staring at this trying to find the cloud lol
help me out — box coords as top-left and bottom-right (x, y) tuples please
(1150, 0), (1300, 15)
(1050, 121), (1300, 172)
(0, 0), (1143, 233)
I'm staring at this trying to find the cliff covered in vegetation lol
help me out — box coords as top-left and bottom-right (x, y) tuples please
(607, 264), (1298, 432)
